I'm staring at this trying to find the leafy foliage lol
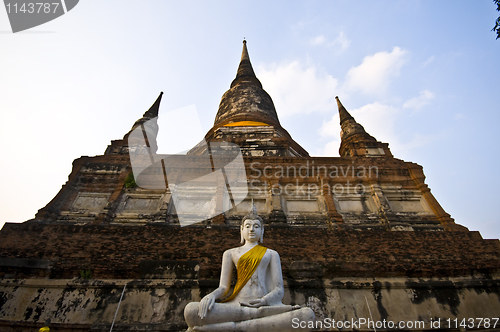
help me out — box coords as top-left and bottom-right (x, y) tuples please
(124, 171), (138, 188)
(79, 269), (93, 279)
(494, 0), (500, 39)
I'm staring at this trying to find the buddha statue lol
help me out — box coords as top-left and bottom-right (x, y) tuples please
(184, 203), (315, 331)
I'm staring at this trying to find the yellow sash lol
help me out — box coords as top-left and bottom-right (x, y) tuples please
(222, 245), (267, 303)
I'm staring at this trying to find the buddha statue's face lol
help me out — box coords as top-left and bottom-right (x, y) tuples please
(241, 219), (263, 243)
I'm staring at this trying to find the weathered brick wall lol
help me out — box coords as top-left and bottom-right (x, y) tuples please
(1, 222), (499, 280)
(1, 222), (500, 332)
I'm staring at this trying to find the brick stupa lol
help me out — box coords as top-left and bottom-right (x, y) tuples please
(1, 41), (499, 332)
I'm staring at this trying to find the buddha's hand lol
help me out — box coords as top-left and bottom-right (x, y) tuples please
(198, 293), (216, 319)
(240, 298), (267, 308)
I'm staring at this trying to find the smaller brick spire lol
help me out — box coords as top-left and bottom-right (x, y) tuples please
(336, 96), (392, 158)
(336, 96), (354, 124)
(104, 92), (164, 155)
(143, 91), (163, 118)
(336, 96), (372, 141)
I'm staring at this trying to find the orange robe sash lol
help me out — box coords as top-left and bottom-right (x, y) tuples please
(222, 245), (267, 303)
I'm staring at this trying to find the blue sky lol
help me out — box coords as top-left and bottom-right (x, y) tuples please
(1, 1), (499, 238)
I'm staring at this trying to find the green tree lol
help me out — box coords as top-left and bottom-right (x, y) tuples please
(494, 0), (500, 39)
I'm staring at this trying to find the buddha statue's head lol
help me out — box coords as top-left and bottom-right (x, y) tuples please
(241, 201), (264, 244)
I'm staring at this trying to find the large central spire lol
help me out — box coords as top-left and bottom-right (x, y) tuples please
(213, 41), (281, 129)
(230, 40), (262, 89)
(189, 41), (308, 157)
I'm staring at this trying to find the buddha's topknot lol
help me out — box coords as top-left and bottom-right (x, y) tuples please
(242, 200), (263, 224)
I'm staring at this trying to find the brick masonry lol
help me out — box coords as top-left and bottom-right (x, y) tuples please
(1, 222), (499, 280)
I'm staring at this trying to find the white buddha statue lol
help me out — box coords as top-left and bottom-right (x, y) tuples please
(184, 203), (315, 331)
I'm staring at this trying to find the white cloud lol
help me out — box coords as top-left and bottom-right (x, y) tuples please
(344, 102), (399, 144)
(403, 90), (435, 110)
(344, 47), (408, 95)
(310, 31), (350, 51)
(333, 31), (351, 51)
(310, 35), (326, 46)
(257, 61), (338, 117)
(257, 47), (436, 158)
(318, 139), (341, 156)
(319, 114), (340, 138)
(320, 102), (398, 138)
(318, 99), (444, 159)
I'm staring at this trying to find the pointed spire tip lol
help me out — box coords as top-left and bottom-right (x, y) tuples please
(230, 39), (261, 88)
(142, 92), (163, 118)
(336, 96), (354, 124)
